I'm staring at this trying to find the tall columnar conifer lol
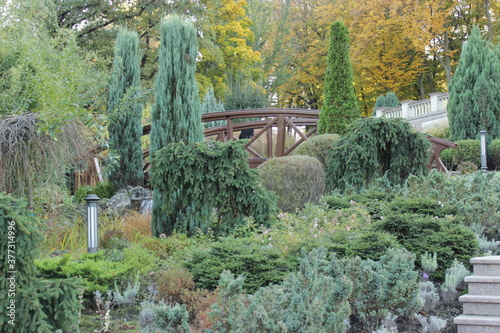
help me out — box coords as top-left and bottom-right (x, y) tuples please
(318, 20), (360, 135)
(150, 15), (204, 237)
(107, 28), (144, 189)
(448, 26), (500, 141)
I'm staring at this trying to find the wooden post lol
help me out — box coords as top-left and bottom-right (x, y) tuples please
(276, 114), (285, 157)
(226, 117), (233, 142)
(266, 127), (273, 158)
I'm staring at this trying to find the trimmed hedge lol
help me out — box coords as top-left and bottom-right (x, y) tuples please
(258, 155), (325, 212)
(293, 134), (341, 169)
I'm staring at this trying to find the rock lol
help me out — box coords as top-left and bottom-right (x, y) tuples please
(106, 189), (131, 213)
(130, 186), (152, 201)
(105, 186), (152, 214)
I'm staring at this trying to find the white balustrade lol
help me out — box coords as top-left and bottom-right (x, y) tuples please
(376, 92), (448, 119)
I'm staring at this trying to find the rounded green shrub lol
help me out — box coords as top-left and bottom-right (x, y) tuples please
(374, 214), (478, 279)
(345, 231), (402, 261)
(185, 237), (297, 292)
(488, 138), (500, 170)
(258, 155), (325, 212)
(293, 134), (341, 169)
(441, 140), (480, 171)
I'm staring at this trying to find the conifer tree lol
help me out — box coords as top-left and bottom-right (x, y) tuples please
(202, 86), (225, 128)
(150, 15), (204, 237)
(372, 92), (399, 116)
(448, 26), (500, 141)
(384, 92), (400, 107)
(318, 20), (360, 135)
(107, 28), (144, 189)
(150, 15), (203, 156)
(374, 95), (387, 109)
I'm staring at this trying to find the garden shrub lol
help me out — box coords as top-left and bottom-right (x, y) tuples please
(326, 117), (431, 191)
(35, 244), (156, 295)
(331, 248), (421, 331)
(488, 138), (500, 170)
(141, 302), (191, 333)
(150, 140), (278, 237)
(293, 133), (341, 168)
(403, 171), (500, 240)
(441, 260), (471, 304)
(374, 214), (478, 279)
(440, 139), (480, 170)
(418, 281), (440, 312)
(345, 231), (401, 261)
(385, 197), (452, 217)
(0, 193), (83, 333)
(185, 237), (297, 292)
(208, 248), (352, 333)
(325, 189), (395, 219)
(258, 155), (325, 212)
(74, 181), (116, 203)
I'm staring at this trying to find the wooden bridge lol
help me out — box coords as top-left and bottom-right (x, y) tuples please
(76, 108), (458, 190)
(143, 108), (455, 170)
(201, 108), (320, 167)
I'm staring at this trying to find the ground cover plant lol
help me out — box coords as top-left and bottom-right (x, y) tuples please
(11, 170), (494, 332)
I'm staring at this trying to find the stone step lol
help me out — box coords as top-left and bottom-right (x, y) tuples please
(465, 276), (500, 295)
(472, 256), (500, 276)
(454, 315), (500, 333)
(460, 294), (500, 316)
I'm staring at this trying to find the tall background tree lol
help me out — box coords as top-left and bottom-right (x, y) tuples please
(107, 28), (144, 189)
(150, 15), (204, 237)
(448, 26), (500, 141)
(318, 20), (360, 135)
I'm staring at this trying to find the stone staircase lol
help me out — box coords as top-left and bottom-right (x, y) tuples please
(454, 256), (500, 332)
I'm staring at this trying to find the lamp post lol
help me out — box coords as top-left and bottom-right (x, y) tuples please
(85, 194), (100, 253)
(480, 130), (487, 173)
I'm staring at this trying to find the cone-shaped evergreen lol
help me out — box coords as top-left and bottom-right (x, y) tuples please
(202, 86), (225, 128)
(448, 26), (500, 141)
(384, 92), (400, 107)
(150, 15), (204, 237)
(318, 20), (360, 135)
(150, 15), (203, 156)
(107, 28), (144, 189)
(374, 95), (387, 108)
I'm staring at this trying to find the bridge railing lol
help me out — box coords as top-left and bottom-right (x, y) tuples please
(375, 92), (448, 119)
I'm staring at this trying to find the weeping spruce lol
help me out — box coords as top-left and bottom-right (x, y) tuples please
(107, 28), (144, 189)
(326, 117), (431, 191)
(150, 16), (204, 237)
(448, 26), (500, 141)
(318, 20), (360, 135)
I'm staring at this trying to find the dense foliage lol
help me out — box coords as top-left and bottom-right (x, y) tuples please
(372, 92), (400, 116)
(107, 28), (144, 189)
(318, 21), (360, 135)
(326, 117), (431, 191)
(207, 248), (352, 333)
(186, 237), (296, 292)
(440, 139), (481, 171)
(150, 140), (278, 236)
(448, 26), (500, 141)
(0, 114), (90, 206)
(150, 15), (205, 237)
(258, 155), (325, 212)
(293, 134), (341, 169)
(0, 193), (83, 332)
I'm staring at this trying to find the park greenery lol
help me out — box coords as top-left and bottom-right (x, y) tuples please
(0, 0), (499, 332)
